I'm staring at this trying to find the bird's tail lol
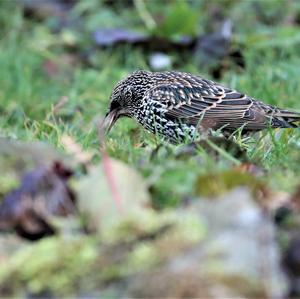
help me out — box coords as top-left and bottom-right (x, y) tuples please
(272, 109), (300, 128)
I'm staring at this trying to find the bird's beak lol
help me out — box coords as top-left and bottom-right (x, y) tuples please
(103, 109), (119, 134)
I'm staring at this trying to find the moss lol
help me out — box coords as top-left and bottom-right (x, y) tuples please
(195, 169), (265, 198)
(0, 236), (99, 296)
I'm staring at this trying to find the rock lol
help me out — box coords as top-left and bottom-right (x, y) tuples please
(126, 188), (288, 298)
(149, 52), (172, 70)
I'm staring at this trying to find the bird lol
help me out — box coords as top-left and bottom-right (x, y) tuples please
(103, 70), (300, 143)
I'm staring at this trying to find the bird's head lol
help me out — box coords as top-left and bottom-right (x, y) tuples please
(103, 70), (153, 133)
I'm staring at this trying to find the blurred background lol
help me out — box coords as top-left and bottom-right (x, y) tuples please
(1, 0), (300, 137)
(1, 0), (300, 298)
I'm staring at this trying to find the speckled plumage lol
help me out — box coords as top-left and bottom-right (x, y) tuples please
(104, 70), (300, 143)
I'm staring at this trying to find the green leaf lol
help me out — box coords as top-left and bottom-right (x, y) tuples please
(154, 2), (199, 39)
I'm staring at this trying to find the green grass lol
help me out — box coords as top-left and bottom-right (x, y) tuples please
(0, 1), (300, 207)
(1, 3), (300, 297)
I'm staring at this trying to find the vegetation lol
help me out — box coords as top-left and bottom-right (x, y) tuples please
(0, 0), (300, 297)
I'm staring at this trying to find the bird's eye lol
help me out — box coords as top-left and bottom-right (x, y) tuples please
(110, 101), (121, 111)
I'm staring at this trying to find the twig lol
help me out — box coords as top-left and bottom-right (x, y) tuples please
(206, 139), (241, 166)
(52, 96), (69, 115)
(61, 134), (93, 167)
(133, 0), (156, 31)
(97, 118), (123, 213)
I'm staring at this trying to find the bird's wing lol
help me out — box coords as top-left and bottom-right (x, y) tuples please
(146, 74), (268, 131)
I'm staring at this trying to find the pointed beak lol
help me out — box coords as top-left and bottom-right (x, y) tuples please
(103, 109), (119, 134)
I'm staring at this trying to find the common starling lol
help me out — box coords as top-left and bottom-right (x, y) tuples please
(104, 70), (300, 143)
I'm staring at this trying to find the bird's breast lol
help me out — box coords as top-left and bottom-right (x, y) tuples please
(134, 100), (199, 142)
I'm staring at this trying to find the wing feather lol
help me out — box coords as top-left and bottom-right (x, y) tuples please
(145, 73), (261, 131)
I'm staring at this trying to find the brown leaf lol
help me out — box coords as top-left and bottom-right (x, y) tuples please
(21, 0), (72, 21)
(234, 163), (265, 177)
(283, 234), (300, 298)
(43, 54), (79, 77)
(290, 186), (300, 212)
(0, 161), (76, 241)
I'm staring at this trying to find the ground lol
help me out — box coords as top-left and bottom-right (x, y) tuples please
(0, 1), (300, 297)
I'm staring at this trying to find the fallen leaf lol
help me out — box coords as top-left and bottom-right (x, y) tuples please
(21, 0), (72, 20)
(93, 28), (148, 47)
(77, 157), (151, 240)
(194, 20), (245, 78)
(43, 54), (79, 77)
(290, 186), (300, 212)
(0, 161), (76, 241)
(234, 163), (265, 177)
(283, 234), (300, 298)
(195, 20), (233, 68)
